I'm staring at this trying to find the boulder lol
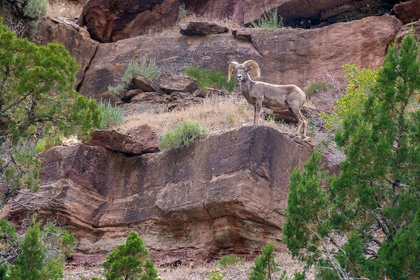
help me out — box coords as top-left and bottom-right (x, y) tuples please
(28, 18), (98, 88)
(78, 15), (401, 112)
(79, 0), (179, 42)
(180, 22), (229, 36)
(131, 76), (161, 93)
(88, 125), (159, 154)
(158, 74), (199, 93)
(393, 0), (420, 24)
(396, 20), (420, 41)
(121, 89), (144, 102)
(3, 126), (316, 264)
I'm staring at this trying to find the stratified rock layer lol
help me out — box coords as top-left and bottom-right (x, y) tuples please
(181, 0), (400, 27)
(79, 0), (179, 42)
(79, 15), (401, 111)
(4, 126), (313, 264)
(29, 19), (99, 88)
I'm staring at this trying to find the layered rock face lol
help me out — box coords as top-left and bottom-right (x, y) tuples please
(28, 19), (98, 88)
(79, 0), (179, 42)
(3, 126), (313, 264)
(181, 0), (402, 27)
(79, 15), (401, 111)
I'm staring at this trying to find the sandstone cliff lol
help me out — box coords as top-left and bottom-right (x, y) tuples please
(3, 126), (314, 264)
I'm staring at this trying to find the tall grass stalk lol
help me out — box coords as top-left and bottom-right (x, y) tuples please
(251, 7), (283, 29)
(98, 100), (123, 129)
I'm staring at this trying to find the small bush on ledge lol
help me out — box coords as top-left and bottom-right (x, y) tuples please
(158, 120), (209, 151)
(217, 254), (244, 267)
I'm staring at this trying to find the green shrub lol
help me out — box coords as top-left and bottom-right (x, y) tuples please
(108, 57), (160, 96)
(319, 64), (378, 131)
(251, 7), (283, 29)
(97, 100), (123, 129)
(305, 81), (332, 98)
(102, 231), (159, 280)
(34, 136), (62, 153)
(23, 0), (48, 19)
(207, 268), (226, 280)
(158, 120), (209, 151)
(1, 217), (77, 280)
(185, 66), (236, 92)
(218, 254), (244, 267)
(178, 3), (187, 20)
(249, 243), (279, 280)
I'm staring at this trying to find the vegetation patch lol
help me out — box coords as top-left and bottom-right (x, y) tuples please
(158, 120), (209, 151)
(251, 7), (283, 29)
(304, 81), (333, 98)
(284, 31), (420, 280)
(97, 100), (123, 129)
(217, 254), (244, 267)
(185, 66), (236, 92)
(101, 231), (160, 280)
(108, 57), (160, 96)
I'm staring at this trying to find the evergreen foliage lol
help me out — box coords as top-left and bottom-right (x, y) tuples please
(102, 231), (160, 280)
(249, 243), (279, 280)
(283, 31), (420, 279)
(185, 66), (236, 92)
(158, 120), (208, 151)
(0, 218), (77, 279)
(0, 18), (101, 203)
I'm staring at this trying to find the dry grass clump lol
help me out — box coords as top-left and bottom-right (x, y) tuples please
(115, 95), (296, 138)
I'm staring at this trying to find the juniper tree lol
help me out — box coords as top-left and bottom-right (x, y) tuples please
(0, 18), (101, 205)
(283, 31), (420, 279)
(102, 231), (159, 280)
(249, 243), (279, 280)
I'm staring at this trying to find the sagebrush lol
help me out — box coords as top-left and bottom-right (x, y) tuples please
(97, 100), (123, 129)
(109, 57), (160, 96)
(251, 7), (283, 29)
(158, 120), (209, 151)
(217, 255), (244, 267)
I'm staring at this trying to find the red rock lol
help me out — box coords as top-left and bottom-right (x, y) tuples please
(79, 0), (179, 42)
(393, 0), (420, 24)
(180, 22), (229, 36)
(88, 125), (159, 154)
(158, 74), (199, 93)
(3, 126), (316, 265)
(28, 18), (98, 88)
(79, 15), (401, 112)
(131, 76), (161, 93)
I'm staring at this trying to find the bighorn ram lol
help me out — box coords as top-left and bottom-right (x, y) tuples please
(227, 60), (308, 137)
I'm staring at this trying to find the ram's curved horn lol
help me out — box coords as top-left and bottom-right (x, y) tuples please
(243, 60), (261, 78)
(227, 61), (241, 83)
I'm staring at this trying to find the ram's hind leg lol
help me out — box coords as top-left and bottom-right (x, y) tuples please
(290, 106), (308, 138)
(254, 99), (263, 125)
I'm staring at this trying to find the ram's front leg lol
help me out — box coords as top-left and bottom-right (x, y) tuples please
(254, 99), (263, 125)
